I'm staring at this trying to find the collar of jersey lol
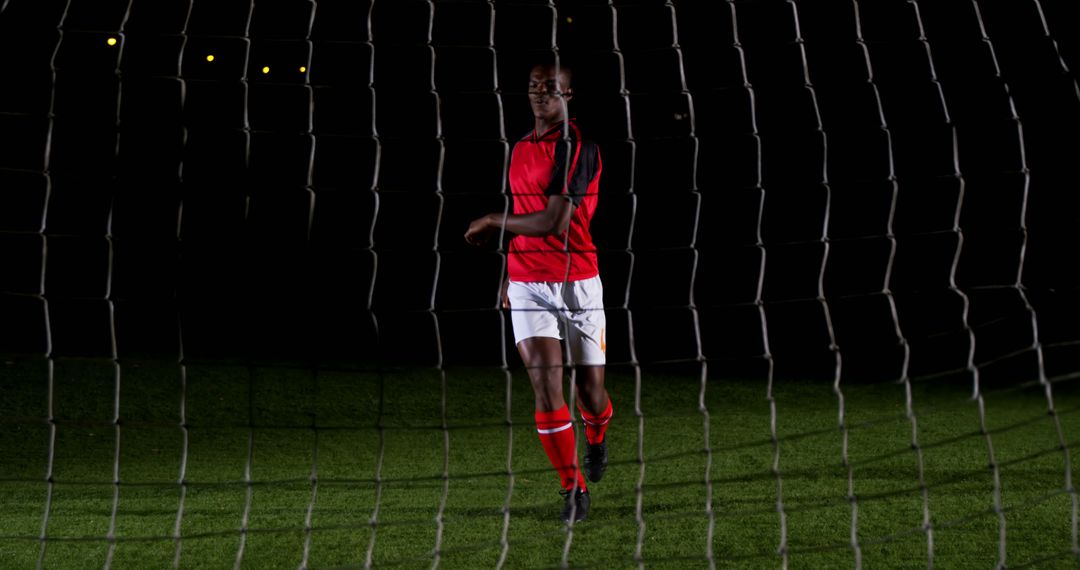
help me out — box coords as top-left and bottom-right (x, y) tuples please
(529, 119), (576, 142)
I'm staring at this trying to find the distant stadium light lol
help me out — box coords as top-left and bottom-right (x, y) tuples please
(299, 66), (307, 73)
(106, 37), (117, 46)
(206, 54), (215, 62)
(262, 66), (270, 74)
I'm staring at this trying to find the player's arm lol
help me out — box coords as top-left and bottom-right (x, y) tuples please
(466, 136), (589, 245)
(465, 196), (573, 246)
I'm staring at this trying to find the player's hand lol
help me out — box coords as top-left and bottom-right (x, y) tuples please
(464, 215), (495, 246)
(500, 276), (510, 309)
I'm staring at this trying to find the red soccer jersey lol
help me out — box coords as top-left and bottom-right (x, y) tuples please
(507, 120), (602, 282)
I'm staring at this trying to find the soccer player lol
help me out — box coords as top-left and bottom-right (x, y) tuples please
(464, 62), (612, 524)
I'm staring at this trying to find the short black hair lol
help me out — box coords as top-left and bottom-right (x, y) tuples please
(531, 54), (574, 86)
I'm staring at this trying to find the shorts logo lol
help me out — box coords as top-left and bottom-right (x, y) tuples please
(600, 328), (606, 353)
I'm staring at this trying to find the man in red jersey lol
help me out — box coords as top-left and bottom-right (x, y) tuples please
(465, 62), (612, 524)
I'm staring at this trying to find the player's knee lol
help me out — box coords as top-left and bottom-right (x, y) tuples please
(533, 385), (564, 410)
(527, 370), (564, 408)
(574, 366), (604, 387)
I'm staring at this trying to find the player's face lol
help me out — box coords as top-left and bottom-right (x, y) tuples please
(528, 65), (572, 123)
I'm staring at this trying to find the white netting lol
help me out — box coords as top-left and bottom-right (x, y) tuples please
(1, 0), (1080, 568)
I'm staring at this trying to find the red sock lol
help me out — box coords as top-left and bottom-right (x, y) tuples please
(535, 405), (585, 492)
(577, 398), (612, 445)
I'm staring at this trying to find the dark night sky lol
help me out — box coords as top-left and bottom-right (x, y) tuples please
(1, 0), (1079, 385)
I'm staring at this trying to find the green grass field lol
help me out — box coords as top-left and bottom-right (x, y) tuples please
(2, 357), (1080, 568)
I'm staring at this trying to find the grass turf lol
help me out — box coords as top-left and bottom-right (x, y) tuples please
(2, 357), (1080, 568)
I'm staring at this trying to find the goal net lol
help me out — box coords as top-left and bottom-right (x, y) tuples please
(1, 0), (1080, 567)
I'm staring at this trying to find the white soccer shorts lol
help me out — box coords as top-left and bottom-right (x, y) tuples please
(507, 275), (607, 366)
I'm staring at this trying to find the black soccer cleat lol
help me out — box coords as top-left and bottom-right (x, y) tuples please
(559, 488), (590, 524)
(584, 440), (608, 483)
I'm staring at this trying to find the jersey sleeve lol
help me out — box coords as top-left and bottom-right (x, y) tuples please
(545, 136), (600, 206)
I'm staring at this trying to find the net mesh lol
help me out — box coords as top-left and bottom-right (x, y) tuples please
(1, 0), (1080, 567)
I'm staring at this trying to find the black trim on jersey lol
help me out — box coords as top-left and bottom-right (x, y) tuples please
(545, 130), (599, 207)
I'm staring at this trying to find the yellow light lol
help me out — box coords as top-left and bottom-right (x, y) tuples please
(206, 54), (215, 62)
(299, 66), (307, 73)
(262, 66), (270, 74)
(106, 37), (118, 46)
(566, 17), (573, 23)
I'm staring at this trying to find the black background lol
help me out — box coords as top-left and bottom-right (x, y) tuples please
(1, 0), (1079, 386)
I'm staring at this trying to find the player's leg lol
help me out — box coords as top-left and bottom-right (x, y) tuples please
(508, 281), (588, 522)
(575, 365), (611, 482)
(565, 276), (612, 482)
(517, 337), (589, 523)
(575, 365), (608, 413)
(518, 336), (565, 410)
